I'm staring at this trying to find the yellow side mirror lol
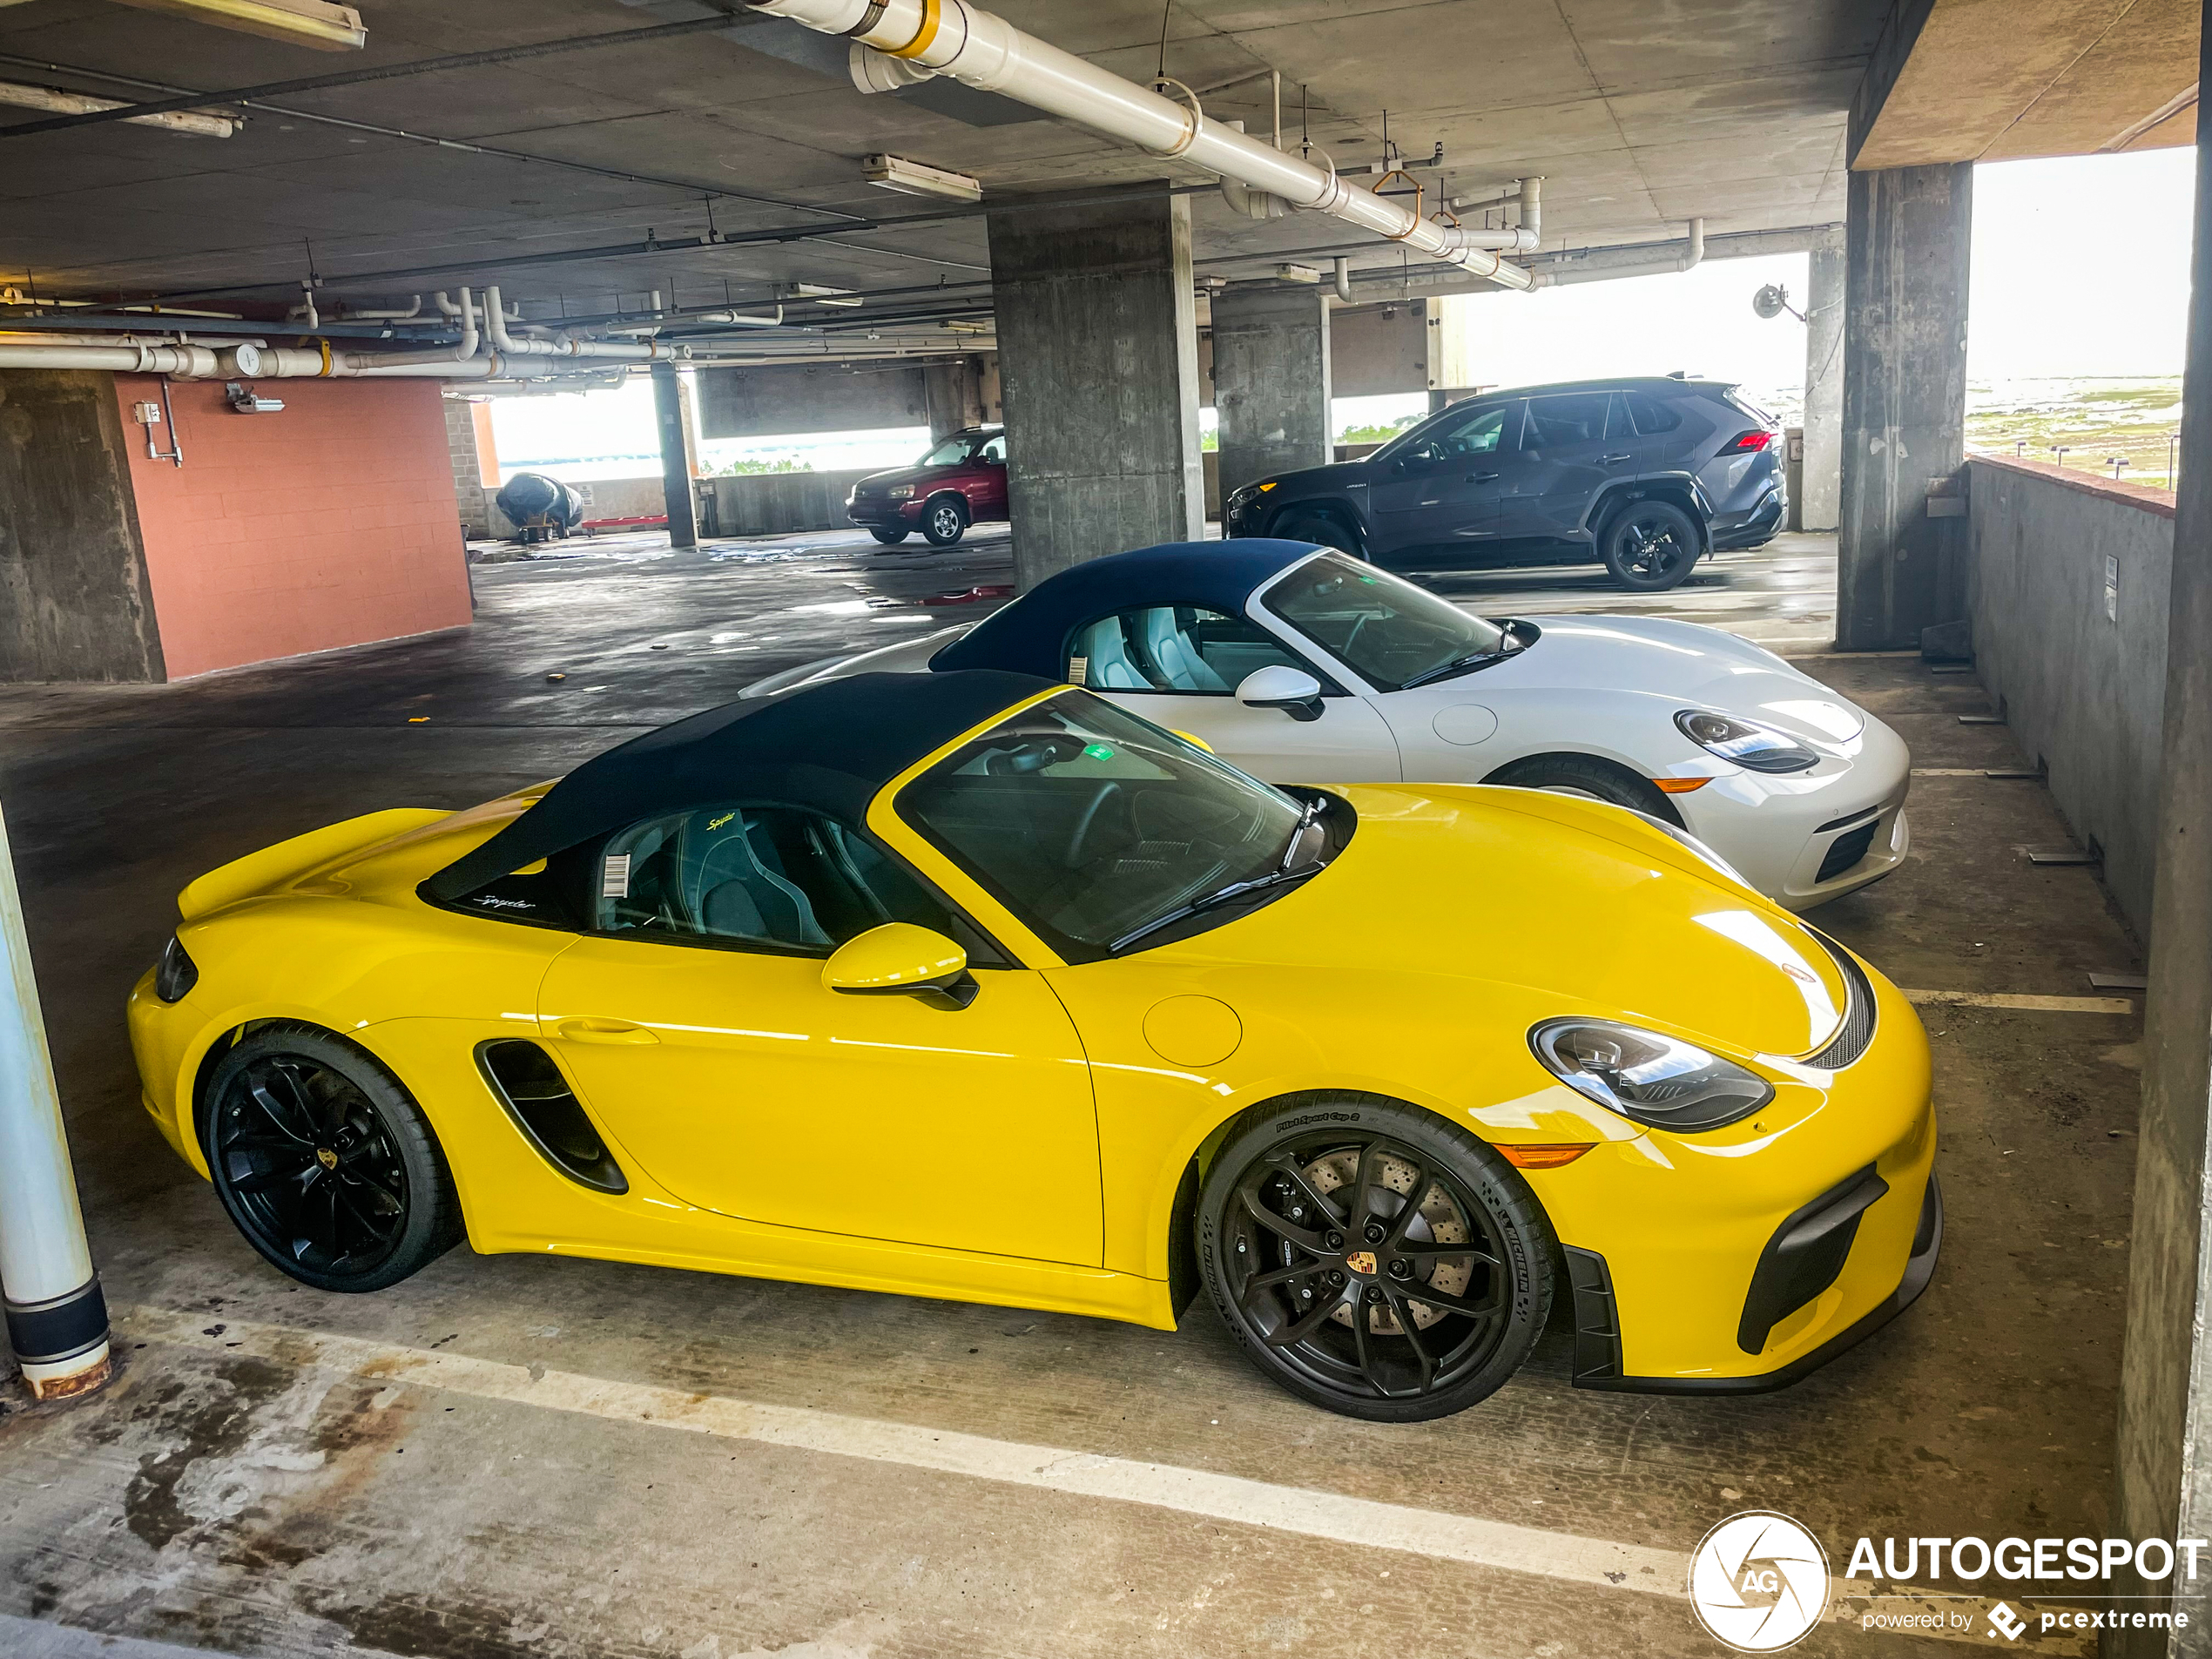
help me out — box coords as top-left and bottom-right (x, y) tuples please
(822, 923), (977, 1009)
(1170, 729), (1215, 753)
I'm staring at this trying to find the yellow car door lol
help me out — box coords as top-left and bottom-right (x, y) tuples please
(535, 801), (1103, 1267)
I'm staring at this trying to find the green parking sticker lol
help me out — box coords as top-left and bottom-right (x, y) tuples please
(1082, 743), (1116, 760)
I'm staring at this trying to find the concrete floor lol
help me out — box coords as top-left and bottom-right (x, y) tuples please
(0, 529), (2148, 1658)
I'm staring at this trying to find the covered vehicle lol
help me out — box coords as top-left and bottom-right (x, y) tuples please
(845, 425), (1006, 546)
(745, 541), (1912, 911)
(131, 673), (1937, 1420)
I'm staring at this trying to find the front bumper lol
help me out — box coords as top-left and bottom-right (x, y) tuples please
(1527, 959), (1938, 1392)
(846, 496), (922, 529)
(1675, 715), (1913, 910)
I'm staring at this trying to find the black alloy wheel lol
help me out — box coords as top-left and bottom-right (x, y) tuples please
(203, 1024), (464, 1293)
(868, 525), (909, 546)
(1197, 1095), (1554, 1420)
(1276, 510), (1366, 560)
(922, 497), (968, 546)
(1600, 500), (1701, 591)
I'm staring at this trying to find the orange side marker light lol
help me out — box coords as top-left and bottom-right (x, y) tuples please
(1495, 1143), (1597, 1170)
(1653, 777), (1712, 794)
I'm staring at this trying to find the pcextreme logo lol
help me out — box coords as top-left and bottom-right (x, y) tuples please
(1689, 1511), (1831, 1652)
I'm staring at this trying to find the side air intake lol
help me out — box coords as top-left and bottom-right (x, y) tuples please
(475, 1040), (627, 1194)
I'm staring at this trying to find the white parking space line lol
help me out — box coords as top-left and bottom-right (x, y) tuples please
(118, 1306), (2094, 1653)
(1902, 990), (2136, 1015)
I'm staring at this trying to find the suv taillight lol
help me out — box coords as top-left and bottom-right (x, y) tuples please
(1723, 430), (1775, 453)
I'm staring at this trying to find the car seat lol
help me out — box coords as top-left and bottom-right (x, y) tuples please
(678, 807), (830, 948)
(1140, 609), (1229, 692)
(1070, 616), (1150, 689)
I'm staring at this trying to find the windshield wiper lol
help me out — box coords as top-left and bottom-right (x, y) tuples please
(1279, 795), (1323, 870)
(1400, 645), (1521, 691)
(1109, 863), (1322, 955)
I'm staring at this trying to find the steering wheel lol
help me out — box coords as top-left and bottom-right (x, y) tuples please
(1064, 781), (1123, 870)
(1339, 612), (1371, 659)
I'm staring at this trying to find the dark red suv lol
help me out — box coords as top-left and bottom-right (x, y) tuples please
(846, 426), (1007, 547)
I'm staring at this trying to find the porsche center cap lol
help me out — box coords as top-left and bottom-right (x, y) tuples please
(1344, 1251), (1378, 1277)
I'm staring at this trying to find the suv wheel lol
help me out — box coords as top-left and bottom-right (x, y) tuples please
(921, 497), (968, 546)
(867, 526), (908, 546)
(1600, 501), (1700, 590)
(1276, 511), (1366, 560)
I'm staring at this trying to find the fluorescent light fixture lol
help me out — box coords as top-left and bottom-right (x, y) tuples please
(862, 152), (983, 203)
(793, 284), (865, 308)
(940, 320), (990, 334)
(1275, 263), (1322, 284)
(106, 0), (367, 51)
(0, 79), (237, 136)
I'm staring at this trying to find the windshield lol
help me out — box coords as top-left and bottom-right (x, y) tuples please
(919, 433), (981, 467)
(1260, 553), (1513, 692)
(896, 692), (1307, 961)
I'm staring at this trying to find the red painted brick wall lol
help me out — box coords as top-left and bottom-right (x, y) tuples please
(116, 374), (472, 679)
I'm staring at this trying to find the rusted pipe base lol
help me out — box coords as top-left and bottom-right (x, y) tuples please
(21, 1343), (113, 1402)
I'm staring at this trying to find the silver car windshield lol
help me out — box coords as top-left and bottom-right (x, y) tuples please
(1260, 554), (1513, 692)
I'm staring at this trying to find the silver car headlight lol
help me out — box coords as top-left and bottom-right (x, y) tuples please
(1675, 708), (1817, 774)
(1528, 1019), (1774, 1132)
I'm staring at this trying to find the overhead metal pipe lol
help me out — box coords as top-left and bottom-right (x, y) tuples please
(746, 0), (1535, 288)
(0, 797), (111, 1403)
(482, 285), (681, 361)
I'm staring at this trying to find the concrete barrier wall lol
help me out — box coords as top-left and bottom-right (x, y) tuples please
(1965, 455), (2175, 934)
(701, 469), (880, 536)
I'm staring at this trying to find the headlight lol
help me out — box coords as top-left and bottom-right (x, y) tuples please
(887, 485), (915, 500)
(1675, 709), (1817, 773)
(155, 934), (199, 1003)
(1528, 1019), (1773, 1132)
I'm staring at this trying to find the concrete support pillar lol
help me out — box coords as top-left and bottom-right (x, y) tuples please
(1801, 243), (1845, 533)
(651, 361), (698, 550)
(2112, 12), (2212, 1649)
(987, 184), (1204, 589)
(0, 799), (110, 1401)
(1836, 162), (1972, 649)
(1212, 283), (1332, 501)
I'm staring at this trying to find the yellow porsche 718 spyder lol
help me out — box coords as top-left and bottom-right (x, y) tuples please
(129, 671), (1939, 1420)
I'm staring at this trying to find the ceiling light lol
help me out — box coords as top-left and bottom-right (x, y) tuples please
(793, 283), (864, 307)
(105, 0), (366, 51)
(862, 152), (983, 203)
(1275, 263), (1321, 284)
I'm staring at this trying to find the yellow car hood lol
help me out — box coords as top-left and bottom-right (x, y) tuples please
(1164, 783), (1852, 1060)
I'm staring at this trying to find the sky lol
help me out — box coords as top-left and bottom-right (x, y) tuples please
(489, 146), (2199, 481)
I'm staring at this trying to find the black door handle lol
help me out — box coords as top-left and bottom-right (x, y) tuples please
(1467, 472), (1501, 482)
(1602, 453), (1632, 464)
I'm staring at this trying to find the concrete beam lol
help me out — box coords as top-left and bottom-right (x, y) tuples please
(1211, 284), (1331, 500)
(1836, 162), (1972, 650)
(2113, 10), (2212, 1650)
(987, 185), (1203, 588)
(1853, 0), (2199, 168)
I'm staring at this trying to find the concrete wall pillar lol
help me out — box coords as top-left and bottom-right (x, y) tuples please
(1836, 162), (1972, 649)
(651, 361), (698, 550)
(1801, 243), (1845, 532)
(0, 370), (164, 682)
(2112, 10), (2212, 1649)
(1212, 283), (1332, 501)
(987, 185), (1204, 588)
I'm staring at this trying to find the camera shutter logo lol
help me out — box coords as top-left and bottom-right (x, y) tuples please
(1688, 1511), (1831, 1652)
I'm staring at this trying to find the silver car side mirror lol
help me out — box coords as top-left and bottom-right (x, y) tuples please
(1238, 664), (1324, 723)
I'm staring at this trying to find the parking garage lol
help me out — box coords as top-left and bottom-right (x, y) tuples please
(0, 3), (2209, 1656)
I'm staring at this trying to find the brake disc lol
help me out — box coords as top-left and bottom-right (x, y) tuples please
(1303, 1149), (1474, 1333)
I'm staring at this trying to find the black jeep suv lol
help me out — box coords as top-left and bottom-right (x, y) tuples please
(1222, 375), (1786, 591)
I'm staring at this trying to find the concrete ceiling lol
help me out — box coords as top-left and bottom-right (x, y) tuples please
(0, 0), (1889, 317)
(1854, 0), (2199, 168)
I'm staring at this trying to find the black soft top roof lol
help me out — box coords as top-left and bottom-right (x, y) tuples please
(422, 669), (1051, 901)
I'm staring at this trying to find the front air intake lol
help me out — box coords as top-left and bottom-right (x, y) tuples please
(475, 1040), (627, 1193)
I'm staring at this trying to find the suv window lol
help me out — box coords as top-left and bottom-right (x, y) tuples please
(1425, 401), (1519, 457)
(595, 802), (954, 955)
(1069, 606), (1307, 694)
(1523, 393), (1614, 448)
(978, 433), (1006, 463)
(1623, 392), (1683, 435)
